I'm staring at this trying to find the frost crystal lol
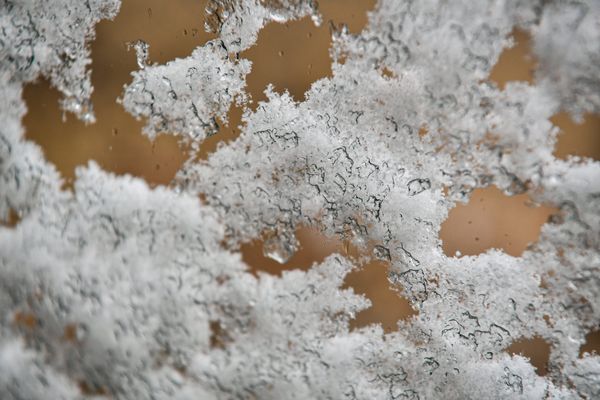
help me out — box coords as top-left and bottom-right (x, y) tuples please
(532, 1), (600, 119)
(121, 40), (251, 142)
(1, 0), (600, 399)
(205, 0), (319, 52)
(0, 0), (120, 122)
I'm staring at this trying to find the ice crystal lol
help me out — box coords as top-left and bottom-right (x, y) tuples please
(205, 0), (319, 52)
(532, 1), (600, 119)
(121, 40), (251, 142)
(1, 0), (599, 399)
(0, 0), (120, 122)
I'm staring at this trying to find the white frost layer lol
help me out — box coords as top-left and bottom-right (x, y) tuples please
(0, 0), (120, 122)
(121, 40), (251, 142)
(0, 0), (599, 399)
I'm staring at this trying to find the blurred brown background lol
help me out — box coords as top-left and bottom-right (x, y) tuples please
(22, 0), (599, 373)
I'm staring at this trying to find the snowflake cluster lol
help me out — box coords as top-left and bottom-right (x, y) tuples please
(0, 0), (599, 399)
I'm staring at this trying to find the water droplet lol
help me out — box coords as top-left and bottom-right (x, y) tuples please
(263, 231), (298, 264)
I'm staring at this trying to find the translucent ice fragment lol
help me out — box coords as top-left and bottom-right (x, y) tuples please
(127, 40), (150, 69)
(262, 231), (299, 264)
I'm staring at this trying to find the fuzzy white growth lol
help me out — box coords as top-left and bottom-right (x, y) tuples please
(121, 40), (251, 142)
(205, 0), (319, 52)
(0, 0), (120, 122)
(532, 1), (600, 119)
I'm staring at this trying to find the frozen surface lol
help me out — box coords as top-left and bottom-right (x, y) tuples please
(0, 0), (120, 122)
(1, 0), (599, 398)
(121, 40), (251, 142)
(205, 0), (320, 52)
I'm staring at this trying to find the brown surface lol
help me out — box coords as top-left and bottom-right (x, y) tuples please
(441, 186), (557, 258)
(505, 337), (551, 376)
(580, 330), (600, 358)
(552, 112), (600, 160)
(19, 0), (600, 367)
(489, 29), (537, 89)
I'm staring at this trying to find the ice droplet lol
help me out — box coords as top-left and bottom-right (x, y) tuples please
(262, 231), (299, 264)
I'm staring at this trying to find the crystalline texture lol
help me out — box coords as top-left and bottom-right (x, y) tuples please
(205, 0), (319, 52)
(1, 0), (599, 398)
(532, 1), (600, 119)
(121, 40), (251, 142)
(0, 0), (121, 122)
